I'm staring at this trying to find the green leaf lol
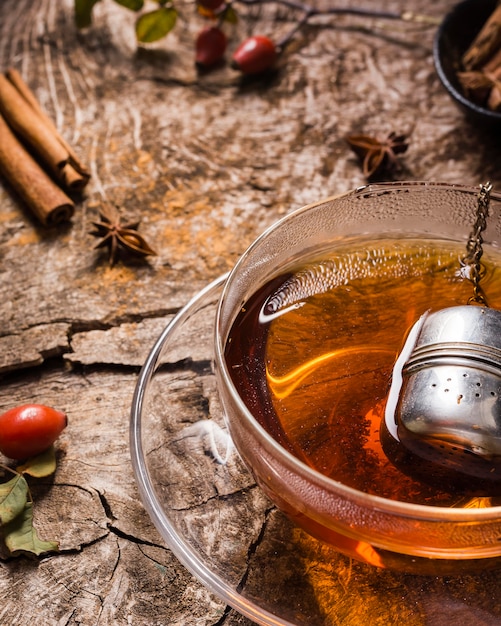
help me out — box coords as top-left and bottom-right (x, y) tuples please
(114, 0), (144, 11)
(223, 5), (238, 24)
(3, 502), (59, 556)
(136, 7), (177, 43)
(0, 473), (28, 525)
(17, 446), (57, 478)
(75, 0), (102, 28)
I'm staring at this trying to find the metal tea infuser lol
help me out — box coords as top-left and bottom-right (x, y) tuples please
(383, 182), (501, 486)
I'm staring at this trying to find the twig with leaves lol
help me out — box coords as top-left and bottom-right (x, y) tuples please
(75, 0), (440, 74)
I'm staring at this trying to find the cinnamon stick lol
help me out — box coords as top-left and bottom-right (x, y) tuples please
(6, 68), (90, 183)
(0, 112), (74, 226)
(0, 69), (90, 192)
(462, 5), (501, 70)
(482, 42), (501, 73)
(481, 46), (501, 110)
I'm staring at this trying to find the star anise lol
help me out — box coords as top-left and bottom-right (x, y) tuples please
(90, 205), (157, 266)
(345, 131), (409, 179)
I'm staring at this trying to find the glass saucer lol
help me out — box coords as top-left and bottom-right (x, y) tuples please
(130, 275), (501, 626)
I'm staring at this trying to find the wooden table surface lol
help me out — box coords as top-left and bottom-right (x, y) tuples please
(2, 0), (501, 624)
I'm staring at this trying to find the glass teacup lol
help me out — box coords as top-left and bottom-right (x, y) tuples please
(132, 182), (501, 583)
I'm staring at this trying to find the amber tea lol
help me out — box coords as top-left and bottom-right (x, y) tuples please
(225, 236), (501, 507)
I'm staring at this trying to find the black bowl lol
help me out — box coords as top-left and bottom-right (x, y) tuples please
(434, 0), (501, 127)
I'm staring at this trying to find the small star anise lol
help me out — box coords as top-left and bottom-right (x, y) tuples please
(90, 205), (156, 266)
(345, 131), (409, 179)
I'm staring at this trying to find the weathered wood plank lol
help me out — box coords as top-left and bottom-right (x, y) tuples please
(0, 322), (70, 373)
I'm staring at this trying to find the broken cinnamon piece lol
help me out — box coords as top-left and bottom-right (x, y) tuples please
(0, 69), (90, 192)
(0, 112), (74, 226)
(457, 70), (495, 105)
(487, 80), (501, 110)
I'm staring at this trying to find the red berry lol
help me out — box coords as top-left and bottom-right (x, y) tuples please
(195, 26), (227, 67)
(0, 404), (68, 460)
(232, 36), (277, 75)
(197, 0), (225, 10)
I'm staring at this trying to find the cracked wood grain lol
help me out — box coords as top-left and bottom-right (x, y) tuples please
(0, 322), (70, 373)
(65, 318), (174, 367)
(65, 311), (214, 367)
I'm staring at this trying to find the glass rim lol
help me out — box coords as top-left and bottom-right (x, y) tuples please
(130, 274), (299, 626)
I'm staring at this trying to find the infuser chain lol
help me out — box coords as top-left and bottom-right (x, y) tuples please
(462, 181), (492, 306)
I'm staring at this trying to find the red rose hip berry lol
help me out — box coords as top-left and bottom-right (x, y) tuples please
(196, 26), (227, 67)
(0, 404), (68, 460)
(232, 36), (277, 74)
